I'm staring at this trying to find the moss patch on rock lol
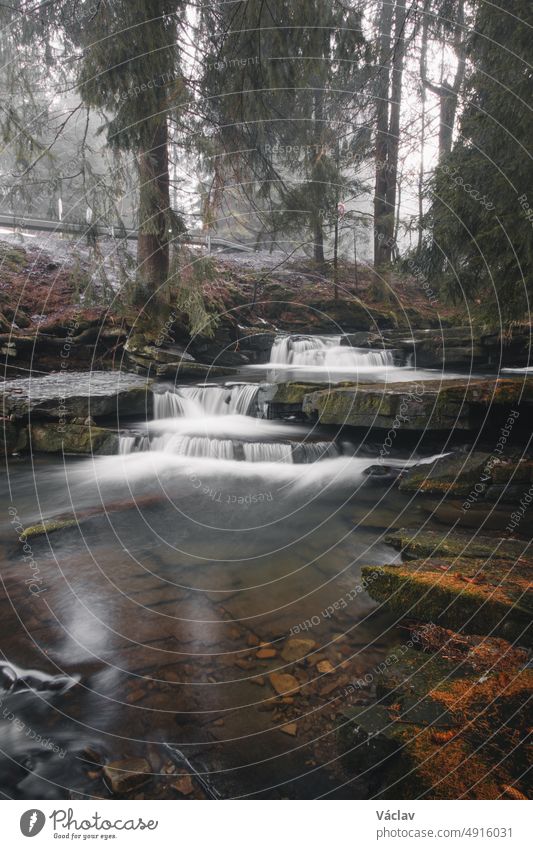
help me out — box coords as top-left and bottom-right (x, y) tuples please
(30, 423), (118, 454)
(385, 528), (530, 561)
(338, 627), (531, 799)
(361, 557), (532, 645)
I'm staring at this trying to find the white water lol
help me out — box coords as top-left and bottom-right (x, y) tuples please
(269, 334), (395, 368)
(154, 383), (260, 418)
(119, 385), (342, 463)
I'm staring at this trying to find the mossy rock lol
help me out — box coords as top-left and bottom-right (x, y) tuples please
(0, 420), (28, 455)
(361, 558), (532, 645)
(20, 517), (80, 541)
(338, 638), (531, 799)
(30, 423), (118, 455)
(399, 451), (494, 495)
(272, 382), (332, 405)
(385, 528), (528, 561)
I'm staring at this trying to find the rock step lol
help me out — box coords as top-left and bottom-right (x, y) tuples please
(361, 557), (532, 646)
(337, 628), (531, 799)
(302, 378), (533, 431)
(385, 528), (530, 561)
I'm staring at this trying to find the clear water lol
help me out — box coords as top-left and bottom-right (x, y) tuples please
(0, 336), (452, 799)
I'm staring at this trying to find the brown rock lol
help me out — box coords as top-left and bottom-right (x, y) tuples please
(317, 660), (334, 674)
(281, 637), (317, 663)
(103, 758), (151, 794)
(257, 648), (277, 659)
(173, 774), (194, 796)
(269, 672), (299, 695)
(280, 723), (298, 737)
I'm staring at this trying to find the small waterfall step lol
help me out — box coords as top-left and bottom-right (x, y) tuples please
(269, 334), (395, 367)
(153, 383), (263, 418)
(118, 432), (339, 463)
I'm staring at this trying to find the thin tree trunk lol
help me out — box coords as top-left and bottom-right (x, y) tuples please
(418, 8), (429, 253)
(421, 0), (466, 162)
(314, 218), (325, 264)
(385, 0), (407, 251)
(333, 217), (339, 299)
(136, 118), (170, 305)
(374, 0), (394, 267)
(439, 0), (466, 158)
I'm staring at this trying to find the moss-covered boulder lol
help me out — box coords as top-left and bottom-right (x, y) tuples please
(338, 629), (531, 799)
(361, 557), (532, 645)
(30, 423), (118, 454)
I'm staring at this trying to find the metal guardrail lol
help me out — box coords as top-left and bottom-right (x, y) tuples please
(0, 213), (254, 253)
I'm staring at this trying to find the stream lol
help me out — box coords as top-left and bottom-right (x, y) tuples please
(0, 334), (456, 799)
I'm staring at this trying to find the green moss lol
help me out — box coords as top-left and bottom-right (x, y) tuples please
(30, 424), (118, 455)
(20, 517), (79, 540)
(361, 558), (532, 645)
(385, 528), (529, 561)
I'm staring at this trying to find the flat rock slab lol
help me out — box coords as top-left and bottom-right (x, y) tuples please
(385, 528), (531, 561)
(361, 557), (532, 645)
(30, 422), (119, 454)
(302, 377), (533, 430)
(338, 630), (531, 799)
(1, 371), (153, 420)
(399, 450), (533, 499)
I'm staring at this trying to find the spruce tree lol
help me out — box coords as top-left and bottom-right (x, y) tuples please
(427, 0), (533, 323)
(75, 0), (185, 305)
(200, 0), (371, 264)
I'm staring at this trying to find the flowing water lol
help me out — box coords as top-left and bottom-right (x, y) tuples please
(0, 335), (448, 799)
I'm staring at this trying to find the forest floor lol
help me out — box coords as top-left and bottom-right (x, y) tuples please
(0, 232), (463, 352)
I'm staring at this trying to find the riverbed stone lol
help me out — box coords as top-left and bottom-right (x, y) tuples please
(361, 557), (532, 645)
(280, 637), (317, 663)
(103, 757), (152, 794)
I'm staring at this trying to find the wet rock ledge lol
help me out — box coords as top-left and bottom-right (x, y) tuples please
(301, 377), (533, 431)
(338, 624), (531, 799)
(1, 371), (153, 456)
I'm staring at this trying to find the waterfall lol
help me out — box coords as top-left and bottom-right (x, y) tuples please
(151, 434), (236, 459)
(269, 334), (394, 368)
(269, 335), (340, 365)
(242, 442), (294, 463)
(118, 432), (339, 463)
(292, 441), (339, 463)
(118, 435), (137, 455)
(153, 384), (260, 418)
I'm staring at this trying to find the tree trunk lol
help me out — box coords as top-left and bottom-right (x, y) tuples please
(384, 0), (407, 251)
(421, 0), (466, 162)
(418, 7), (429, 253)
(373, 0), (394, 267)
(136, 118), (170, 305)
(314, 217), (325, 264)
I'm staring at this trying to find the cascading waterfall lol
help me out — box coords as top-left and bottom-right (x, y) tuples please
(154, 384), (260, 418)
(119, 430), (340, 464)
(119, 348), (366, 463)
(269, 334), (395, 368)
